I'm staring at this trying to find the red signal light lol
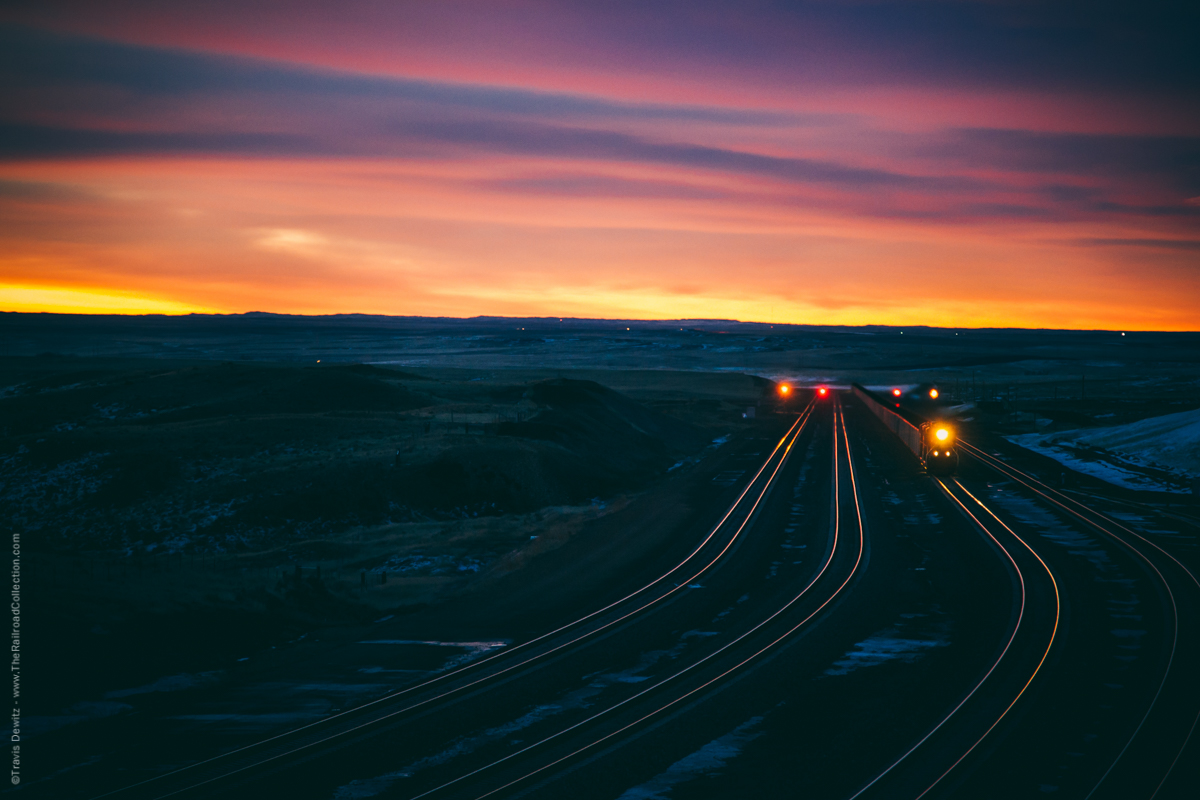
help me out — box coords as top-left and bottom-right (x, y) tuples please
(892, 388), (902, 397)
(818, 387), (828, 396)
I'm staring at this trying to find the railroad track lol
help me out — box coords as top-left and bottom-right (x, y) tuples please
(94, 403), (821, 800)
(959, 441), (1200, 799)
(402, 396), (866, 800)
(92, 395), (1198, 800)
(843, 384), (1199, 799)
(842, 472), (1060, 799)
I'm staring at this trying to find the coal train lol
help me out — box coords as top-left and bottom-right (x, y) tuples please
(853, 383), (959, 476)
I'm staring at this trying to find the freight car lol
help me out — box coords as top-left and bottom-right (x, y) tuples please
(852, 384), (958, 476)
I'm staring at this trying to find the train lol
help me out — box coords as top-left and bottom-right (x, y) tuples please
(852, 383), (959, 476)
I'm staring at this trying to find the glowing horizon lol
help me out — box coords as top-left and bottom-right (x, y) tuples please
(1, 3), (1197, 331)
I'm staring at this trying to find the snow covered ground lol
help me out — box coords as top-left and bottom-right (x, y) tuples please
(1009, 407), (1200, 493)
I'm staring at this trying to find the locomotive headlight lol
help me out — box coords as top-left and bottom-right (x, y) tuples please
(892, 388), (902, 397)
(779, 384), (790, 395)
(929, 388), (939, 399)
(935, 428), (950, 441)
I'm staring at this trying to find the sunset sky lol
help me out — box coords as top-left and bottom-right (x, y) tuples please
(1, 1), (1197, 329)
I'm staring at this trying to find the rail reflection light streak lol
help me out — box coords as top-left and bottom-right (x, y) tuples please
(908, 480), (1061, 800)
(105, 403), (818, 800)
(412, 398), (866, 800)
(844, 474), (1059, 799)
(958, 441), (1199, 799)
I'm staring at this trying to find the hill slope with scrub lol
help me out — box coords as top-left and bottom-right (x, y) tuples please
(1, 360), (713, 554)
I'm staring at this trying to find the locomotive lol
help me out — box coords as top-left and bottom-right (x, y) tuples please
(922, 419), (958, 476)
(852, 384), (959, 476)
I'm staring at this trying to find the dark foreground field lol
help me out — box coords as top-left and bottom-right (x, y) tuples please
(5, 313), (1199, 799)
(6, 357), (774, 715)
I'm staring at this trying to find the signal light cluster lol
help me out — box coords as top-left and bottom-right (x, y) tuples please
(776, 384), (830, 398)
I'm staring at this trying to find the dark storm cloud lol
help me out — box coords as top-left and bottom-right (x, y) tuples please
(0, 27), (973, 192)
(1073, 238), (1200, 251)
(564, 0), (1199, 95)
(0, 115), (977, 194)
(930, 128), (1200, 187)
(0, 123), (323, 159)
(0, 26), (806, 126)
(481, 174), (732, 200)
(766, 0), (1200, 92)
(0, 177), (93, 201)
(398, 117), (981, 191)
(897, 127), (1200, 207)
(5, 1), (1197, 97)
(1088, 201), (1200, 218)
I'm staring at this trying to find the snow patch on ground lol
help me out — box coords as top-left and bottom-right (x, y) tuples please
(825, 636), (946, 676)
(1070, 407), (1200, 470)
(356, 640), (508, 671)
(104, 670), (224, 699)
(170, 709), (328, 731)
(288, 683), (390, 696)
(988, 488), (1116, 574)
(824, 610), (950, 677)
(369, 554), (485, 575)
(1008, 407), (1200, 493)
(332, 634), (709, 797)
(616, 716), (765, 799)
(22, 701), (132, 738)
(1066, 408), (1200, 473)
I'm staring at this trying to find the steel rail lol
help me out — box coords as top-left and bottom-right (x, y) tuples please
(908, 480), (1061, 800)
(1064, 488), (1200, 532)
(843, 474), (1044, 799)
(410, 397), (866, 800)
(959, 440), (1199, 799)
(112, 402), (819, 800)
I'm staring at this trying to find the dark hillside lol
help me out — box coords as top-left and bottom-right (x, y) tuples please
(1, 364), (707, 553)
(2, 362), (429, 436)
(405, 379), (708, 513)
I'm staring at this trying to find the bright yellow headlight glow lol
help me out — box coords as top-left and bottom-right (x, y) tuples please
(779, 384), (790, 394)
(929, 388), (939, 399)
(936, 428), (949, 441)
